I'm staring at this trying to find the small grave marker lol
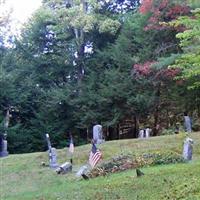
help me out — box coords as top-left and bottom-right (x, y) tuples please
(183, 137), (193, 161)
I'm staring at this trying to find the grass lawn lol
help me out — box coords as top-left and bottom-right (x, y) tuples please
(1, 132), (200, 200)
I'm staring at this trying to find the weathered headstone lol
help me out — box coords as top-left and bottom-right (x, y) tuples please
(139, 128), (151, 139)
(45, 134), (58, 169)
(139, 129), (144, 138)
(184, 113), (192, 133)
(145, 128), (151, 138)
(93, 124), (104, 144)
(76, 165), (90, 177)
(0, 134), (8, 157)
(49, 147), (59, 169)
(183, 137), (193, 161)
(56, 161), (72, 174)
(0, 108), (10, 158)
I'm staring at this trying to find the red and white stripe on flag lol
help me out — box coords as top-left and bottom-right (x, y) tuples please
(89, 149), (102, 168)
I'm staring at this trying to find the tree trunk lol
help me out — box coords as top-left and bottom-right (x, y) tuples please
(65, 0), (87, 86)
(74, 0), (87, 86)
(134, 115), (139, 138)
(153, 84), (161, 136)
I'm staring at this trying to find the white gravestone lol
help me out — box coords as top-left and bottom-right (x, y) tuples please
(93, 124), (104, 144)
(183, 137), (193, 161)
(145, 128), (151, 138)
(139, 129), (151, 139)
(139, 129), (144, 138)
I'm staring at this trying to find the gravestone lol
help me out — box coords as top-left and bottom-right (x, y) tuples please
(145, 128), (151, 138)
(184, 114), (192, 133)
(183, 137), (193, 161)
(49, 147), (59, 169)
(56, 161), (72, 174)
(76, 165), (90, 177)
(93, 124), (104, 144)
(0, 109), (10, 157)
(0, 134), (8, 157)
(139, 128), (151, 139)
(139, 129), (144, 138)
(45, 134), (58, 169)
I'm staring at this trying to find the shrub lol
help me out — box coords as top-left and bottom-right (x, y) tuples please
(88, 151), (185, 178)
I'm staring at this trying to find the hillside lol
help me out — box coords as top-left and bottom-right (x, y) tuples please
(1, 132), (200, 200)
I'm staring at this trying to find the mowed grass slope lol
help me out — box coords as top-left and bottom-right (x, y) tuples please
(1, 132), (200, 200)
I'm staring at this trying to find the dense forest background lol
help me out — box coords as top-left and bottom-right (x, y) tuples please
(0, 0), (200, 153)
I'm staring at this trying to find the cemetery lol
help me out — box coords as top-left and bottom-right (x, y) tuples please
(1, 0), (200, 199)
(1, 132), (200, 200)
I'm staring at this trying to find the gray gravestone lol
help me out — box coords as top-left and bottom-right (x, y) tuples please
(183, 137), (193, 161)
(49, 147), (59, 169)
(76, 165), (90, 177)
(184, 115), (192, 133)
(0, 134), (8, 157)
(56, 161), (72, 174)
(45, 134), (58, 169)
(93, 124), (104, 144)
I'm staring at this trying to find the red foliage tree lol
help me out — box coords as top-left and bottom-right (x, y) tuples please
(133, 61), (154, 76)
(139, 0), (153, 14)
(132, 60), (182, 135)
(139, 0), (190, 31)
(133, 61), (180, 81)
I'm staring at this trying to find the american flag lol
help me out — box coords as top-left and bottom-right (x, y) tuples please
(69, 137), (74, 154)
(89, 144), (102, 168)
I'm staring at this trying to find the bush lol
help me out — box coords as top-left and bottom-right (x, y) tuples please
(160, 128), (175, 135)
(193, 122), (200, 131)
(143, 151), (185, 165)
(88, 151), (185, 178)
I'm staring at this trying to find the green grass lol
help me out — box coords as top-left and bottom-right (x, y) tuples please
(1, 132), (200, 200)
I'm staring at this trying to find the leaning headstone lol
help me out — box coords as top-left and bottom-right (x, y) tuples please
(0, 134), (8, 157)
(45, 133), (52, 150)
(56, 162), (72, 174)
(183, 137), (193, 161)
(93, 124), (104, 144)
(45, 134), (59, 169)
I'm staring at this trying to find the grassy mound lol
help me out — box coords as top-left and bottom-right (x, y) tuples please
(1, 132), (200, 200)
(88, 151), (186, 178)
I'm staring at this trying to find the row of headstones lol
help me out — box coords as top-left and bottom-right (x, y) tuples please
(138, 128), (152, 139)
(138, 129), (194, 161)
(45, 132), (193, 177)
(45, 134), (72, 174)
(0, 134), (9, 157)
(1, 131), (194, 168)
